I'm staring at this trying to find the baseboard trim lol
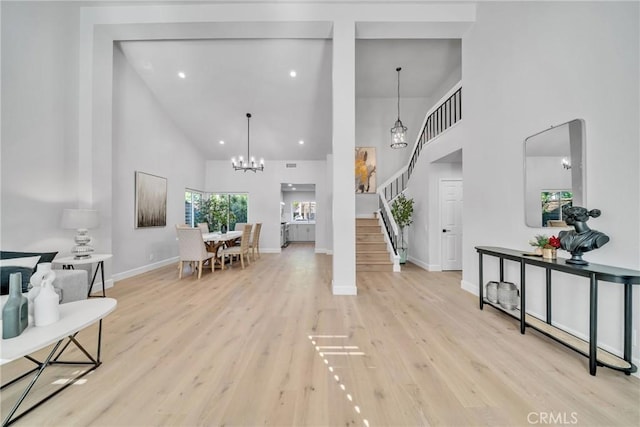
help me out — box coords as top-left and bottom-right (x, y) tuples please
(259, 248), (282, 254)
(112, 256), (179, 282)
(406, 256), (428, 271)
(332, 280), (357, 295)
(461, 279), (478, 295)
(428, 264), (442, 272)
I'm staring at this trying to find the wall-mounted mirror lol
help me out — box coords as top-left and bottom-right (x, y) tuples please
(524, 119), (585, 227)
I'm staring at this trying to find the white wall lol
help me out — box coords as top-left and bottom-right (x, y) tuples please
(405, 125), (463, 271)
(461, 2), (639, 362)
(1, 2), (80, 253)
(111, 45), (206, 276)
(205, 160), (329, 253)
(355, 96), (432, 216)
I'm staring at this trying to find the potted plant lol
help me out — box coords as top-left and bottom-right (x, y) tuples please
(391, 193), (414, 264)
(529, 234), (549, 255)
(543, 235), (561, 259)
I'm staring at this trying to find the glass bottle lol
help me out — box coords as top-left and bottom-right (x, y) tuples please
(2, 272), (29, 339)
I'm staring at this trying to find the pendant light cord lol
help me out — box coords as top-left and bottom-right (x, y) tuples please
(396, 67), (401, 121)
(246, 113), (251, 160)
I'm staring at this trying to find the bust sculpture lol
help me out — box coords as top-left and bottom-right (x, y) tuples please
(558, 206), (609, 265)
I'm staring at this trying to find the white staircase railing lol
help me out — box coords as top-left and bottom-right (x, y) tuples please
(376, 81), (463, 270)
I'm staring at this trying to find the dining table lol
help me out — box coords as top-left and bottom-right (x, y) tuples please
(202, 231), (243, 268)
(202, 230), (242, 245)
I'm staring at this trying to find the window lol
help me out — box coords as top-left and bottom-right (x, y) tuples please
(184, 189), (204, 227)
(291, 201), (315, 222)
(541, 190), (572, 227)
(190, 193), (248, 231)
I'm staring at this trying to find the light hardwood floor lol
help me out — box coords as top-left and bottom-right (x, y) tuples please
(2, 243), (639, 426)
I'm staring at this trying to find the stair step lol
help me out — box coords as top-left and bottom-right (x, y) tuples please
(357, 242), (387, 251)
(357, 253), (391, 262)
(356, 218), (379, 226)
(356, 225), (381, 234)
(355, 217), (393, 273)
(356, 234), (384, 242)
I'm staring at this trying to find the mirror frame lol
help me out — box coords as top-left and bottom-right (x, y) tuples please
(524, 119), (586, 228)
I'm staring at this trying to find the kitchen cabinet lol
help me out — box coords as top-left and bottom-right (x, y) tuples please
(289, 223), (315, 242)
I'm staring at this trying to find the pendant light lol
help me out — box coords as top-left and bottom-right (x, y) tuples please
(231, 113), (264, 172)
(390, 67), (408, 149)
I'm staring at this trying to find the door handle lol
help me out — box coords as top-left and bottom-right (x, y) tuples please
(443, 229), (451, 233)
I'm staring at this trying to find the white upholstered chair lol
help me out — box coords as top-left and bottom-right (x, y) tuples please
(176, 227), (217, 279)
(219, 224), (252, 269)
(197, 223), (210, 233)
(250, 223), (262, 260)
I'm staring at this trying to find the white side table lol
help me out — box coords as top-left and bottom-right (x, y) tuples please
(1, 298), (117, 426)
(52, 254), (112, 298)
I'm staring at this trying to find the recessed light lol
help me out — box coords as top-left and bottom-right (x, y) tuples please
(298, 140), (305, 145)
(289, 70), (297, 78)
(288, 183), (292, 187)
(292, 187), (296, 191)
(178, 71), (186, 79)
(219, 140), (224, 145)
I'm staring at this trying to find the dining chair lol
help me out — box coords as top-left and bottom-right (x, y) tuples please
(227, 222), (247, 247)
(197, 222), (210, 233)
(219, 224), (252, 270)
(250, 223), (262, 260)
(176, 227), (217, 279)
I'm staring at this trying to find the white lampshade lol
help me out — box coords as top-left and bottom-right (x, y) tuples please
(61, 209), (99, 230)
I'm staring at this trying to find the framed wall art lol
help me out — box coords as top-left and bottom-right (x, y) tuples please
(135, 171), (167, 228)
(355, 147), (376, 193)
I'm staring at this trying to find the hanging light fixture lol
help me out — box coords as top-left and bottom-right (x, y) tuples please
(390, 67), (408, 149)
(231, 113), (264, 172)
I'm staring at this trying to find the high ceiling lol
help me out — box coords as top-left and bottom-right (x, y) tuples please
(118, 38), (461, 161)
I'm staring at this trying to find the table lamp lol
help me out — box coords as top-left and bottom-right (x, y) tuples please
(61, 209), (99, 259)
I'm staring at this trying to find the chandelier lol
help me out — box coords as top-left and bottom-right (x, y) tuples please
(390, 67), (408, 149)
(231, 113), (264, 172)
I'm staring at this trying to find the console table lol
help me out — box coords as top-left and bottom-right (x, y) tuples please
(1, 298), (117, 426)
(476, 246), (639, 376)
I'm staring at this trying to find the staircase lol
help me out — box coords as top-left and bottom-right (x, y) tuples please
(356, 218), (393, 272)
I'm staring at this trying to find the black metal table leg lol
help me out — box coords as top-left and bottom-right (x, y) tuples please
(589, 273), (598, 376)
(1, 325), (105, 426)
(2, 341), (63, 427)
(479, 252), (484, 310)
(88, 261), (106, 298)
(546, 269), (552, 324)
(623, 282), (632, 374)
(520, 261), (526, 334)
(100, 261), (106, 297)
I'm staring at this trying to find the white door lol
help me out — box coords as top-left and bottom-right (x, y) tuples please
(440, 179), (463, 270)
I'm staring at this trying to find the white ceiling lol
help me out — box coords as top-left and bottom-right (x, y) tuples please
(118, 37), (461, 161)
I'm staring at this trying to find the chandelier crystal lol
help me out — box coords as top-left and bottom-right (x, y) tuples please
(390, 67), (408, 149)
(231, 113), (264, 172)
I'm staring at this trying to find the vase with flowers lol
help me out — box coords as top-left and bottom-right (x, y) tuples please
(529, 234), (549, 255)
(543, 235), (561, 259)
